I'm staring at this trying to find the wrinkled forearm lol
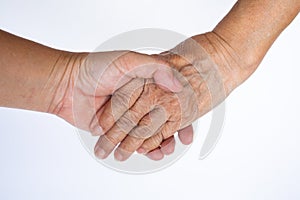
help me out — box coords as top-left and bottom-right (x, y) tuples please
(0, 30), (75, 113)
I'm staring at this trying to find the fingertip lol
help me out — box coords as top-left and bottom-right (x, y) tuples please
(91, 125), (104, 136)
(114, 149), (126, 162)
(178, 125), (194, 145)
(161, 137), (176, 155)
(137, 147), (146, 154)
(146, 149), (164, 161)
(114, 148), (132, 162)
(94, 146), (107, 159)
(94, 132), (121, 160)
(114, 150), (124, 161)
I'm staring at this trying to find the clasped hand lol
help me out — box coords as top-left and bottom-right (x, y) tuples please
(54, 34), (243, 161)
(94, 37), (232, 161)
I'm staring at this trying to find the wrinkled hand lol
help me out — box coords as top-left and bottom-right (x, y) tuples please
(95, 33), (247, 161)
(51, 51), (183, 137)
(94, 76), (197, 161)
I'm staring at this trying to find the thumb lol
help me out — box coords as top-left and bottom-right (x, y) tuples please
(122, 52), (183, 92)
(95, 51), (183, 94)
(152, 67), (183, 93)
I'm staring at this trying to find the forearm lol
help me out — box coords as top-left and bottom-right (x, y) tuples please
(187, 0), (299, 94)
(163, 0), (299, 117)
(212, 0), (299, 73)
(0, 30), (74, 112)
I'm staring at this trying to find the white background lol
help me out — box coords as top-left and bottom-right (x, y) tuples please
(0, 0), (299, 199)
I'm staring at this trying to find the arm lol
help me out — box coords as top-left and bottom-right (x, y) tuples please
(195, 0), (300, 90)
(0, 30), (182, 136)
(0, 30), (72, 112)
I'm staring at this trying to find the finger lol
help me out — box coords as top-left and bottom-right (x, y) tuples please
(146, 148), (164, 161)
(94, 107), (146, 159)
(136, 132), (163, 154)
(95, 92), (153, 159)
(160, 136), (176, 155)
(113, 52), (183, 93)
(128, 107), (167, 139)
(114, 136), (145, 161)
(137, 121), (179, 154)
(89, 96), (108, 136)
(94, 124), (127, 159)
(91, 78), (145, 135)
(114, 108), (168, 161)
(178, 125), (194, 145)
(144, 137), (175, 160)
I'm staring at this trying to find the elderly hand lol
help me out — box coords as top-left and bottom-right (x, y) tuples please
(95, 32), (251, 161)
(51, 51), (183, 136)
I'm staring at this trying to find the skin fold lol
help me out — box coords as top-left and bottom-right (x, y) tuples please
(95, 0), (300, 161)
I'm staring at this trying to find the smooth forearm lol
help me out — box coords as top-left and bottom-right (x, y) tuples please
(0, 30), (74, 112)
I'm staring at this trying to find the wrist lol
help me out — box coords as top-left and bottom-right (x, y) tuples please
(191, 32), (258, 94)
(23, 50), (76, 114)
(161, 32), (256, 115)
(0, 30), (84, 114)
(210, 28), (261, 73)
(165, 32), (253, 96)
(45, 52), (85, 115)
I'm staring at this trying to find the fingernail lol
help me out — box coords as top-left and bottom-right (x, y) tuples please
(95, 125), (104, 135)
(91, 124), (104, 136)
(173, 77), (183, 91)
(95, 148), (106, 159)
(114, 151), (124, 161)
(137, 148), (146, 154)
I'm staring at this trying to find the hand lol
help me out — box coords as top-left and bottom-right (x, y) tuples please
(95, 32), (250, 161)
(50, 51), (183, 136)
(94, 76), (196, 161)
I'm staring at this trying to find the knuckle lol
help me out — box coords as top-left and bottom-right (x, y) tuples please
(130, 126), (154, 139)
(161, 128), (171, 140)
(112, 91), (130, 107)
(118, 140), (138, 152)
(162, 122), (179, 139)
(116, 114), (137, 133)
(116, 111), (139, 133)
(147, 133), (163, 150)
(98, 115), (113, 133)
(104, 134), (120, 146)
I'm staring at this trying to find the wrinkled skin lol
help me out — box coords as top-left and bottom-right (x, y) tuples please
(95, 34), (247, 161)
(52, 51), (185, 154)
